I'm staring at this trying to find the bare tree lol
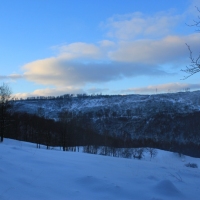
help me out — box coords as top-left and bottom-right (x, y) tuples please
(35, 107), (45, 148)
(58, 110), (73, 151)
(146, 147), (158, 160)
(132, 148), (144, 159)
(182, 7), (200, 79)
(0, 83), (12, 142)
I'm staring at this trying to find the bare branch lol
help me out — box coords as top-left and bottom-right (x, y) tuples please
(186, 6), (200, 31)
(181, 43), (200, 79)
(196, 6), (200, 13)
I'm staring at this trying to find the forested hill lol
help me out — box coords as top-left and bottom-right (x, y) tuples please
(12, 90), (200, 119)
(9, 91), (200, 157)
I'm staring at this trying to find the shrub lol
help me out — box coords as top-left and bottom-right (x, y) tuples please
(146, 147), (158, 159)
(121, 148), (132, 158)
(133, 148), (144, 159)
(185, 162), (198, 168)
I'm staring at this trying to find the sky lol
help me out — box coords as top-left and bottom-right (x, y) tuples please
(1, 0), (200, 98)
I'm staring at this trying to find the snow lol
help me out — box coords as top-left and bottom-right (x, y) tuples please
(0, 139), (200, 200)
(12, 91), (200, 123)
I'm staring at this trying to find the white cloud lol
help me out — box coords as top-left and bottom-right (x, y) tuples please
(109, 34), (200, 64)
(13, 86), (111, 99)
(102, 11), (182, 40)
(0, 74), (23, 80)
(14, 32), (199, 89)
(121, 82), (200, 94)
(14, 82), (200, 99)
(13, 86), (85, 99)
(22, 57), (168, 88)
(98, 40), (115, 47)
(55, 42), (102, 60)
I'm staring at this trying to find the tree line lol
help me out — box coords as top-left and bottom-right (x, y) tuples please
(2, 109), (200, 157)
(12, 93), (124, 101)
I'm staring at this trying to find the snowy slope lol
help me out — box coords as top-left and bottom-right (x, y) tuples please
(12, 90), (200, 120)
(0, 139), (200, 200)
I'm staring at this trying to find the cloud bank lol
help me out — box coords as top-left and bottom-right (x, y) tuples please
(18, 33), (200, 89)
(121, 82), (200, 94)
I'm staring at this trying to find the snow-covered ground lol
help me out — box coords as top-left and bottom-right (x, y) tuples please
(0, 139), (200, 200)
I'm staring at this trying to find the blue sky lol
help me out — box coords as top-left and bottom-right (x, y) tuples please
(1, 0), (200, 98)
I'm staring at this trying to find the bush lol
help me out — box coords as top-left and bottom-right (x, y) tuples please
(133, 148), (144, 159)
(121, 148), (132, 158)
(146, 147), (157, 159)
(185, 162), (198, 168)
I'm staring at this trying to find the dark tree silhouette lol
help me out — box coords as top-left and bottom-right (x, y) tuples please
(0, 83), (12, 142)
(58, 110), (73, 151)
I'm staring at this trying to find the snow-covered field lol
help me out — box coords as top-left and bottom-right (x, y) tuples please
(0, 139), (200, 200)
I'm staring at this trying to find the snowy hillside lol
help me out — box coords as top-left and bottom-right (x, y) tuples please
(0, 138), (200, 200)
(12, 91), (200, 120)
(9, 91), (200, 155)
